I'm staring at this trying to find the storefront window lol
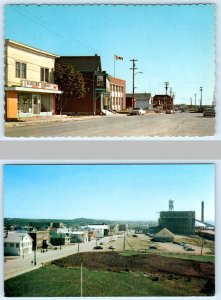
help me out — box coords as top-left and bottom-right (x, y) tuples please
(41, 94), (51, 112)
(18, 94), (33, 113)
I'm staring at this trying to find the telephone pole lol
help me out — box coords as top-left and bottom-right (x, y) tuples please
(169, 87), (173, 97)
(200, 87), (203, 108)
(130, 59), (137, 108)
(164, 82), (169, 95)
(194, 93), (197, 106)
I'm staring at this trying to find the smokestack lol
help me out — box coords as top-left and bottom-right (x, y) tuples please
(201, 201), (204, 222)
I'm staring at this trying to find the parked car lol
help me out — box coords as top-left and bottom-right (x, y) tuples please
(166, 109), (175, 114)
(93, 246), (103, 250)
(185, 246), (195, 251)
(132, 234), (138, 237)
(108, 245), (116, 250)
(129, 108), (146, 115)
(203, 108), (215, 117)
(148, 246), (157, 249)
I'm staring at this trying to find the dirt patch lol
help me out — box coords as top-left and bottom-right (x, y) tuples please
(52, 252), (214, 280)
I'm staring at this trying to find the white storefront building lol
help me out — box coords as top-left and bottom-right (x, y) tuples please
(5, 39), (62, 120)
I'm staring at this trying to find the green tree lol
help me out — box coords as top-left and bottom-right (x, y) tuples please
(54, 63), (86, 114)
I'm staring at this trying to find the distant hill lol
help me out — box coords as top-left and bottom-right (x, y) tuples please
(4, 217), (153, 230)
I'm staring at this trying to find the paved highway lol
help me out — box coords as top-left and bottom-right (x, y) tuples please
(5, 113), (215, 137)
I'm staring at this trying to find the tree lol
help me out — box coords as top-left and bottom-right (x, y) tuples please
(54, 63), (86, 114)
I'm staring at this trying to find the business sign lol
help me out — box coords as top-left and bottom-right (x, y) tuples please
(21, 80), (58, 91)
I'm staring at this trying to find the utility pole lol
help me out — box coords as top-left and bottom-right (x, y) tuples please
(169, 87), (173, 97)
(81, 262), (83, 297)
(200, 87), (203, 108)
(22, 235), (24, 260)
(34, 246), (37, 265)
(130, 59), (137, 109)
(164, 82), (169, 95)
(200, 239), (204, 256)
(194, 93), (197, 106)
(123, 231), (126, 251)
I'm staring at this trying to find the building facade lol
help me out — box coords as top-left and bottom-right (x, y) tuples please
(159, 211), (195, 235)
(28, 231), (50, 249)
(109, 77), (126, 111)
(5, 39), (62, 120)
(152, 94), (173, 111)
(126, 93), (151, 110)
(55, 56), (110, 115)
(4, 232), (33, 256)
(152, 228), (174, 242)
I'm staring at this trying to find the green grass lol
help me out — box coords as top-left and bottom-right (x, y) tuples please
(4, 265), (207, 297)
(120, 251), (215, 263)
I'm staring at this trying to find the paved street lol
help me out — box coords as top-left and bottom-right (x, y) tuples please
(4, 236), (111, 280)
(4, 233), (212, 280)
(5, 113), (215, 137)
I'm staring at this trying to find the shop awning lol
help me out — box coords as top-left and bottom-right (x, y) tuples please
(5, 86), (63, 94)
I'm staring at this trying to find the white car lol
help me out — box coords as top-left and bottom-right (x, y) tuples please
(129, 108), (146, 115)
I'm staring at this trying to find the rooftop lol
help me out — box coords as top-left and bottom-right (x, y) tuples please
(5, 39), (60, 59)
(56, 56), (102, 72)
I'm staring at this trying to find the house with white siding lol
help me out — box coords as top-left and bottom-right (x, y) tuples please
(4, 232), (33, 256)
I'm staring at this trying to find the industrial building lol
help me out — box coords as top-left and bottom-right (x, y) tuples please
(158, 211), (195, 235)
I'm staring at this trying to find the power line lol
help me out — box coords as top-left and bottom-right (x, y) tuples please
(11, 7), (99, 54)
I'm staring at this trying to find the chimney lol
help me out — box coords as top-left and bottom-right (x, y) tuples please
(201, 201), (204, 222)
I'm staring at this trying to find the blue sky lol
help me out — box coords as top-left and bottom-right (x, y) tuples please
(4, 4), (215, 105)
(4, 164), (215, 222)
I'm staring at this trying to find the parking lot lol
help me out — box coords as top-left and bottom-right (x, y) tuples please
(96, 233), (213, 256)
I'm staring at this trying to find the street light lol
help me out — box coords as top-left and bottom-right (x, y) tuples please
(133, 71), (143, 108)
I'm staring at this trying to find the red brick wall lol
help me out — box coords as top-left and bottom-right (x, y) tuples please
(110, 77), (126, 109)
(57, 72), (101, 115)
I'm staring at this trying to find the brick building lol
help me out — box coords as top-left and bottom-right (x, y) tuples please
(109, 77), (126, 111)
(152, 94), (173, 111)
(55, 56), (110, 115)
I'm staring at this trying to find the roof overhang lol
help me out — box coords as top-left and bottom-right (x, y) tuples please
(5, 87), (63, 94)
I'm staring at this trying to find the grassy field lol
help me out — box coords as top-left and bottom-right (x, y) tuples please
(121, 251), (215, 263)
(5, 264), (209, 297)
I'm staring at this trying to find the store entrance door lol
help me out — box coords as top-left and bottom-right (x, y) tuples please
(33, 95), (41, 115)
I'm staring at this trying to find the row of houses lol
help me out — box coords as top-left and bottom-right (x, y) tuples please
(5, 39), (173, 120)
(4, 222), (127, 256)
(4, 227), (175, 256)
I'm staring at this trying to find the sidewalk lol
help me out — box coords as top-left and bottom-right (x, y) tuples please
(4, 115), (102, 128)
(5, 113), (126, 128)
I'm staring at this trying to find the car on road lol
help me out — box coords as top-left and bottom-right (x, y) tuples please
(132, 234), (138, 237)
(166, 109), (175, 114)
(184, 246), (195, 251)
(203, 108), (215, 117)
(108, 246), (116, 250)
(148, 246), (157, 249)
(93, 246), (103, 250)
(129, 108), (146, 115)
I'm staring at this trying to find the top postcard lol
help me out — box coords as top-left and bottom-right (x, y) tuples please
(3, 4), (216, 138)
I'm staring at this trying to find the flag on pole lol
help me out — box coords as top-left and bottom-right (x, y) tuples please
(115, 55), (123, 60)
